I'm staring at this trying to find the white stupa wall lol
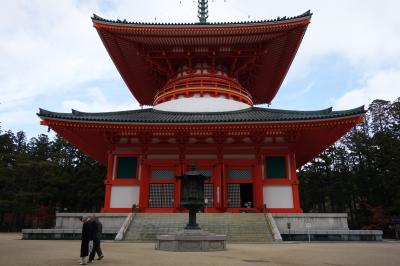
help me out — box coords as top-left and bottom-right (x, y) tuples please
(154, 94), (251, 112)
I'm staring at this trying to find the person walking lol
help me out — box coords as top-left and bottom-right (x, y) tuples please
(79, 216), (92, 265)
(88, 216), (104, 262)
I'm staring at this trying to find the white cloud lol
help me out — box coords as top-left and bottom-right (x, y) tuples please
(0, 98), (37, 129)
(334, 69), (400, 110)
(0, 109), (36, 127)
(61, 87), (140, 113)
(296, 81), (314, 97)
(296, 1), (400, 69)
(0, 0), (114, 103)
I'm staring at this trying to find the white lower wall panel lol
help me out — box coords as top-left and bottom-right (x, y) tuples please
(110, 185), (139, 208)
(263, 185), (294, 208)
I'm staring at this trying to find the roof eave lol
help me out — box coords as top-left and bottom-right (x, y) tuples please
(91, 10), (312, 29)
(39, 113), (365, 127)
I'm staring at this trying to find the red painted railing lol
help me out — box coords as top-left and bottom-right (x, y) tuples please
(153, 74), (253, 106)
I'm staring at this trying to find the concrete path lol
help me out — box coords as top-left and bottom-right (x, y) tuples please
(0, 233), (399, 266)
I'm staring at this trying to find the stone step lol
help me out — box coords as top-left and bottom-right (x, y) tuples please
(124, 213), (274, 242)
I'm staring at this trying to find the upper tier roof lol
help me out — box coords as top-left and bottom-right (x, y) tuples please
(92, 11), (312, 105)
(38, 106), (364, 124)
(92, 11), (311, 27)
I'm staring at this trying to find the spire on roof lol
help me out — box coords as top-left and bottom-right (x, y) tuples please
(197, 0), (209, 24)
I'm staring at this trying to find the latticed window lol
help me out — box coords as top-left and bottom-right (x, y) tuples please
(204, 183), (214, 208)
(228, 169), (251, 179)
(227, 183), (241, 208)
(265, 156), (286, 178)
(198, 169), (212, 177)
(151, 169), (175, 179)
(117, 157), (137, 179)
(148, 184), (175, 208)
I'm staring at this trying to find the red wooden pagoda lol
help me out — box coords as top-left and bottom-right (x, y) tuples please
(38, 5), (364, 214)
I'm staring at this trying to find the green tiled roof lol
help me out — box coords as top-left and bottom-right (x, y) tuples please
(91, 10), (312, 27)
(38, 106), (365, 124)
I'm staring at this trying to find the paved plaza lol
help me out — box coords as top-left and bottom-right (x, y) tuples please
(0, 233), (399, 266)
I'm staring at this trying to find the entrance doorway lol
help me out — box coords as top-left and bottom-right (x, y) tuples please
(240, 183), (253, 208)
(227, 183), (254, 208)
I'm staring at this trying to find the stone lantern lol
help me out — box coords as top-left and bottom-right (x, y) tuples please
(179, 163), (209, 229)
(156, 162), (226, 251)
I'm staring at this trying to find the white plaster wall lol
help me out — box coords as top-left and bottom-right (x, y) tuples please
(263, 185), (294, 208)
(154, 94), (250, 112)
(110, 185), (139, 208)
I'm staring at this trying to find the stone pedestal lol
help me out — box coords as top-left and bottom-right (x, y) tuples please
(156, 229), (226, 252)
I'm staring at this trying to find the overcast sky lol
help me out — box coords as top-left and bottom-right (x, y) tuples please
(0, 0), (399, 138)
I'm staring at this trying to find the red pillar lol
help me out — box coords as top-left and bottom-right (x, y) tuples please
(102, 153), (114, 212)
(174, 163), (182, 212)
(290, 151), (303, 213)
(253, 161), (264, 211)
(213, 164), (222, 209)
(138, 161), (149, 211)
(222, 163), (228, 210)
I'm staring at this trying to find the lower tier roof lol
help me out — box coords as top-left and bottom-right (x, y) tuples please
(38, 106), (365, 167)
(38, 106), (364, 124)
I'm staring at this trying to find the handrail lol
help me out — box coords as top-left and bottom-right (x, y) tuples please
(154, 87), (253, 105)
(155, 75), (250, 99)
(153, 74), (253, 106)
(158, 83), (250, 98)
(115, 206), (138, 241)
(262, 204), (282, 241)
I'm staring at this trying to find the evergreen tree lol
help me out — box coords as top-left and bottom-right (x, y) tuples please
(299, 98), (400, 233)
(0, 131), (106, 231)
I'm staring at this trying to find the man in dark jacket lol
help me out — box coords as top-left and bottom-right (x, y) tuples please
(88, 216), (104, 262)
(80, 216), (95, 265)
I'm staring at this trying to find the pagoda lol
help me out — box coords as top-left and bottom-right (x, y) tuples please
(38, 2), (364, 214)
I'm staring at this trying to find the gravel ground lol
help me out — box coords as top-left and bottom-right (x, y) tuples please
(0, 233), (399, 266)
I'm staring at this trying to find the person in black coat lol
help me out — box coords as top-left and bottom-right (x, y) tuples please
(79, 216), (95, 265)
(88, 216), (104, 262)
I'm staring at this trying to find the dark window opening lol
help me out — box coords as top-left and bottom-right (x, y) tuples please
(266, 156), (286, 178)
(117, 157), (137, 179)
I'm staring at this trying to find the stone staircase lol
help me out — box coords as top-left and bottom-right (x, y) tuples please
(124, 213), (274, 242)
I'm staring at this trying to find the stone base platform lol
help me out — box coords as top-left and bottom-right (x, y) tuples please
(156, 229), (226, 252)
(280, 229), (382, 241)
(272, 213), (382, 241)
(22, 212), (127, 240)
